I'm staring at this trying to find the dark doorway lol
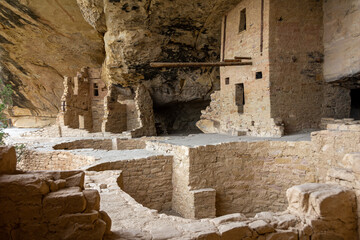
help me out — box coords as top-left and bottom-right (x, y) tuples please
(350, 89), (360, 120)
(235, 83), (245, 113)
(153, 100), (210, 135)
(239, 8), (246, 32)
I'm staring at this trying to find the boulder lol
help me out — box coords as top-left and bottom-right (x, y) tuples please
(0, 146), (17, 174)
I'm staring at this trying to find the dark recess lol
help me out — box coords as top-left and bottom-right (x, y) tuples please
(350, 89), (360, 120)
(256, 72), (262, 79)
(153, 100), (210, 135)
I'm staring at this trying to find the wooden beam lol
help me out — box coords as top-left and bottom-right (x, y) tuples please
(150, 62), (252, 68)
(224, 59), (242, 63)
(234, 56), (252, 60)
(222, 15), (227, 62)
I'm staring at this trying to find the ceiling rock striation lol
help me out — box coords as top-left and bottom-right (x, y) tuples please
(1, 0), (243, 128)
(0, 0), (104, 125)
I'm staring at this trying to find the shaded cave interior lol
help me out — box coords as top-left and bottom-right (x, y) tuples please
(153, 99), (210, 135)
(351, 88), (360, 120)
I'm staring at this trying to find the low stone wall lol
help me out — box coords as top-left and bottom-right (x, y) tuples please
(148, 122), (360, 221)
(18, 150), (95, 171)
(53, 139), (113, 150)
(53, 138), (146, 151)
(85, 169), (359, 239)
(0, 170), (111, 239)
(86, 155), (173, 211)
(188, 140), (314, 216)
(146, 141), (195, 217)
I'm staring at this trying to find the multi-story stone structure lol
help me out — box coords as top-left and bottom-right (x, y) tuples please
(197, 0), (359, 137)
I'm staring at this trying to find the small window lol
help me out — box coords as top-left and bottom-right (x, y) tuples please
(256, 72), (263, 79)
(235, 83), (245, 113)
(239, 8), (246, 32)
(93, 83), (99, 97)
(225, 77), (230, 85)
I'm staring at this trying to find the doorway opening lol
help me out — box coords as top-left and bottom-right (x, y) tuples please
(350, 89), (360, 120)
(235, 83), (245, 114)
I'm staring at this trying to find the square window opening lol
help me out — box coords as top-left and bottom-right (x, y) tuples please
(256, 72), (263, 79)
(225, 77), (230, 85)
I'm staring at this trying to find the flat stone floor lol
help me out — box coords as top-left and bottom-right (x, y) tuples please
(153, 132), (312, 147)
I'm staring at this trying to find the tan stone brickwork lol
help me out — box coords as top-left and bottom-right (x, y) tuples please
(146, 141), (194, 217)
(102, 84), (156, 136)
(148, 125), (360, 221)
(61, 67), (108, 133)
(18, 150), (95, 171)
(269, 0), (324, 133)
(198, 0), (351, 137)
(198, 0), (283, 137)
(86, 155), (173, 212)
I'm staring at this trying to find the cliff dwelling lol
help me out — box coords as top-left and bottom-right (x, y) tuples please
(0, 0), (360, 239)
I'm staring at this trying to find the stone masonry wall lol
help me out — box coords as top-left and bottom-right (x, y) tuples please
(89, 68), (108, 132)
(102, 84), (156, 136)
(188, 141), (313, 216)
(62, 67), (108, 133)
(149, 123), (360, 221)
(53, 138), (146, 151)
(62, 70), (92, 131)
(147, 141), (195, 217)
(86, 155), (173, 212)
(102, 85), (128, 133)
(198, 0), (283, 137)
(323, 0), (360, 82)
(269, 0), (325, 133)
(18, 150), (95, 171)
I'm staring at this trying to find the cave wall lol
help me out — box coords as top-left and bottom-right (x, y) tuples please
(78, 0), (243, 108)
(2, 0), (246, 128)
(323, 0), (360, 82)
(0, 0), (104, 127)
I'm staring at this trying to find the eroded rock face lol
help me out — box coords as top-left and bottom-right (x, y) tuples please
(78, 0), (242, 106)
(0, 0), (104, 126)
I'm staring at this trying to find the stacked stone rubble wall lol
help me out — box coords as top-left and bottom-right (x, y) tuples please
(0, 170), (110, 240)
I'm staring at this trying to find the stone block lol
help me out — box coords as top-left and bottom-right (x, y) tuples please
(100, 210), (112, 235)
(275, 214), (299, 230)
(54, 179), (66, 189)
(341, 153), (360, 174)
(48, 179), (58, 192)
(218, 222), (253, 240)
(249, 220), (275, 234)
(196, 119), (220, 133)
(65, 171), (85, 189)
(266, 230), (298, 240)
(286, 183), (356, 222)
(0, 146), (17, 174)
(190, 188), (216, 219)
(83, 189), (100, 212)
(43, 187), (86, 219)
(0, 174), (49, 198)
(211, 213), (247, 226)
